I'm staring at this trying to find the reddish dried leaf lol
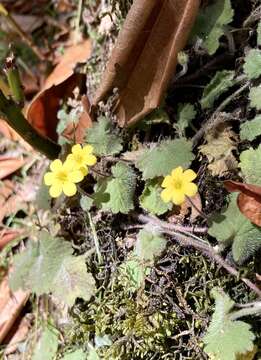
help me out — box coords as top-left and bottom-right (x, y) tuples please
(4, 316), (31, 355)
(0, 274), (29, 344)
(0, 120), (20, 141)
(224, 180), (261, 226)
(0, 229), (22, 250)
(0, 181), (25, 224)
(94, 0), (200, 126)
(0, 157), (25, 180)
(27, 39), (92, 141)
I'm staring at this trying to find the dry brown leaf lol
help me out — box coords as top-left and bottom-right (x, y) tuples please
(4, 316), (31, 355)
(27, 39), (92, 141)
(0, 228), (22, 250)
(0, 181), (26, 224)
(93, 0), (200, 126)
(0, 120), (20, 141)
(0, 274), (29, 344)
(0, 157), (25, 180)
(224, 180), (261, 226)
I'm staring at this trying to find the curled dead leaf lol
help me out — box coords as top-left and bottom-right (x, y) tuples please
(0, 156), (25, 180)
(0, 228), (22, 250)
(27, 39), (92, 142)
(94, 0), (200, 126)
(224, 180), (261, 226)
(0, 274), (29, 344)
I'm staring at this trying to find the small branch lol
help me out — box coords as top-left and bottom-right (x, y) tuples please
(192, 78), (249, 146)
(0, 90), (61, 159)
(136, 214), (261, 298)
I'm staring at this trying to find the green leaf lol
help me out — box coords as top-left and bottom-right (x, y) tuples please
(174, 103), (196, 135)
(10, 231), (96, 306)
(135, 229), (167, 261)
(85, 117), (123, 156)
(136, 139), (194, 180)
(243, 49), (261, 79)
(140, 179), (171, 215)
(32, 326), (59, 360)
(208, 194), (261, 263)
(35, 181), (52, 210)
(240, 116), (261, 141)
(191, 0), (234, 55)
(257, 21), (261, 46)
(80, 195), (93, 211)
(204, 289), (255, 360)
(119, 257), (148, 292)
(87, 345), (100, 360)
(249, 86), (261, 110)
(102, 162), (136, 214)
(201, 70), (235, 109)
(61, 349), (86, 360)
(239, 144), (261, 185)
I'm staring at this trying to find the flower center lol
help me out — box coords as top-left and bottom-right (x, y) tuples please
(74, 154), (83, 164)
(56, 170), (68, 183)
(173, 179), (183, 190)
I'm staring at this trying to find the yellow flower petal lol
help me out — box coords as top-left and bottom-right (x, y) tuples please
(71, 144), (82, 154)
(70, 170), (84, 183)
(83, 144), (94, 155)
(183, 169), (197, 182)
(161, 175), (172, 188)
(172, 190), (185, 205)
(64, 158), (75, 171)
(63, 182), (77, 196)
(161, 188), (173, 203)
(85, 154), (97, 166)
(50, 159), (63, 172)
(80, 166), (88, 176)
(171, 166), (183, 178)
(49, 183), (63, 198)
(183, 182), (198, 197)
(44, 172), (54, 186)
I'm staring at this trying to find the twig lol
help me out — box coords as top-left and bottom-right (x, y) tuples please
(0, 3), (44, 61)
(0, 90), (61, 159)
(192, 78), (250, 146)
(136, 214), (261, 298)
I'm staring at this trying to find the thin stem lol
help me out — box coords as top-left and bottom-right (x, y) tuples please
(4, 55), (25, 105)
(229, 302), (261, 321)
(87, 211), (102, 264)
(0, 90), (61, 159)
(0, 4), (44, 61)
(185, 195), (208, 220)
(192, 78), (249, 146)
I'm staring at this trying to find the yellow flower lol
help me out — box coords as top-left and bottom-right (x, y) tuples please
(66, 144), (97, 175)
(44, 159), (84, 198)
(161, 166), (198, 205)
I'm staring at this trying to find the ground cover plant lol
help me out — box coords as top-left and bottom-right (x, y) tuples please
(0, 0), (261, 359)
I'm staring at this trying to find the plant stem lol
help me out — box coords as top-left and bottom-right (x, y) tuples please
(4, 55), (25, 105)
(229, 302), (261, 321)
(87, 211), (102, 264)
(0, 90), (61, 159)
(0, 3), (44, 61)
(136, 214), (261, 298)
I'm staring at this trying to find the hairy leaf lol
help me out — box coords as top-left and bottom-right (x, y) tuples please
(136, 139), (194, 180)
(243, 49), (261, 79)
(119, 257), (147, 292)
(239, 145), (261, 185)
(140, 179), (171, 215)
(102, 162), (136, 214)
(208, 194), (261, 263)
(62, 350), (86, 360)
(249, 86), (261, 110)
(240, 116), (261, 141)
(32, 326), (59, 360)
(191, 0), (234, 55)
(80, 195), (93, 211)
(85, 117), (123, 156)
(199, 124), (238, 176)
(10, 231), (96, 306)
(201, 70), (235, 109)
(204, 289), (255, 360)
(93, 0), (200, 126)
(257, 21), (261, 46)
(135, 229), (167, 261)
(174, 103), (196, 135)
